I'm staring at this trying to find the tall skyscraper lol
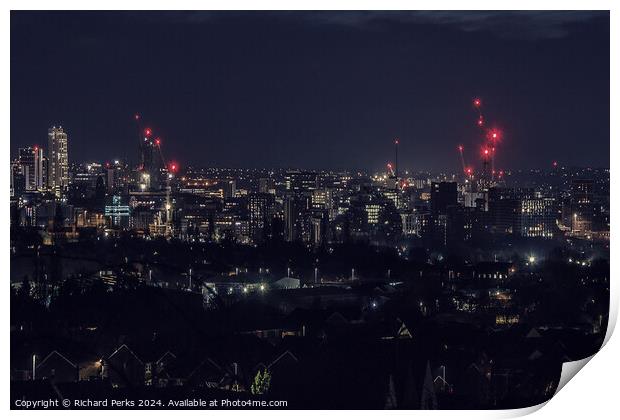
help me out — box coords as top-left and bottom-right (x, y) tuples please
(284, 193), (308, 242)
(17, 146), (44, 191)
(248, 193), (275, 243)
(48, 126), (69, 195)
(34, 146), (44, 190)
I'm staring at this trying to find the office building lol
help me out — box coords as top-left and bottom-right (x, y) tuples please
(48, 126), (69, 195)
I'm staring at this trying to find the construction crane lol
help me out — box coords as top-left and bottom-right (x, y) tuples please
(133, 113), (178, 237)
(459, 97), (504, 188)
(393, 138), (399, 180)
(475, 98), (503, 182)
(154, 137), (177, 237)
(457, 145), (473, 181)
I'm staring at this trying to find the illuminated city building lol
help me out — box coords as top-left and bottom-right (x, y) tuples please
(17, 146), (44, 191)
(248, 193), (275, 243)
(570, 179), (595, 234)
(519, 197), (557, 238)
(48, 126), (69, 196)
(105, 195), (131, 228)
(285, 171), (318, 192)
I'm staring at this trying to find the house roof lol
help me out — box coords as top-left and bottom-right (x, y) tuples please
(267, 350), (299, 370)
(37, 350), (77, 369)
(107, 344), (144, 365)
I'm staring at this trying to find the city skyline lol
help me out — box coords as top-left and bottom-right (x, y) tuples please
(10, 11), (610, 171)
(9, 9), (611, 411)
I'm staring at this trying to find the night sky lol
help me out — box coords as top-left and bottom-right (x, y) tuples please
(11, 11), (609, 171)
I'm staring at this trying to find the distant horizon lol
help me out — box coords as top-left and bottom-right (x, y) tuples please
(11, 142), (611, 175)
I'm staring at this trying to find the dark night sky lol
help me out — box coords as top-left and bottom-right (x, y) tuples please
(10, 11), (610, 171)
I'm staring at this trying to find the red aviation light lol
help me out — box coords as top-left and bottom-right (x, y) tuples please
(477, 118), (484, 127)
(33, 145), (39, 152)
(394, 138), (400, 145)
(487, 128), (502, 143)
(473, 98), (481, 107)
(458, 145), (464, 152)
(134, 114), (140, 121)
(144, 128), (152, 137)
(155, 138), (161, 146)
(169, 162), (178, 173)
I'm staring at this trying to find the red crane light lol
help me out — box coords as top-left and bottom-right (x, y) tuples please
(486, 128), (502, 143)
